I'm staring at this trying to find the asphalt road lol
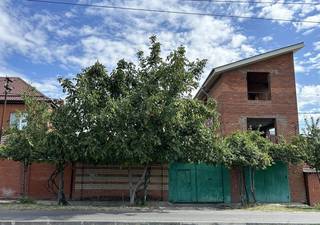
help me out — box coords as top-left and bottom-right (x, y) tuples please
(0, 208), (320, 224)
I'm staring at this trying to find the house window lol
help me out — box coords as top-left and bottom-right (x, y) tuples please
(247, 118), (276, 142)
(9, 112), (27, 130)
(247, 72), (271, 100)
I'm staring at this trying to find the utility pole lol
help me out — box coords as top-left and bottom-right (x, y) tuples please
(0, 77), (13, 142)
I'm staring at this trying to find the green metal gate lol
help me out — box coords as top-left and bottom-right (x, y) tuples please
(169, 163), (230, 203)
(246, 162), (290, 203)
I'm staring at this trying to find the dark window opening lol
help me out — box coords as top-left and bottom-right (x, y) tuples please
(247, 72), (271, 100)
(247, 118), (277, 142)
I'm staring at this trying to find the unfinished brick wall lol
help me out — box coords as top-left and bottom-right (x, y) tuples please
(206, 52), (306, 203)
(208, 53), (299, 139)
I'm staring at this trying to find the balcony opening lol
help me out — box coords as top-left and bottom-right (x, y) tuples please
(247, 72), (271, 100)
(247, 118), (276, 142)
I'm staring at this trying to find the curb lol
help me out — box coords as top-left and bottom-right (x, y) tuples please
(1, 222), (320, 225)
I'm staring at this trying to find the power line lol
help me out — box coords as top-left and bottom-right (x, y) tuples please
(24, 0), (320, 24)
(183, 0), (320, 5)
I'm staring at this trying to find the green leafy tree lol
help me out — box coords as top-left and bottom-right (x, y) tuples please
(59, 36), (221, 205)
(269, 136), (307, 165)
(1, 93), (79, 205)
(301, 118), (320, 181)
(226, 130), (307, 205)
(2, 94), (50, 197)
(43, 102), (82, 205)
(225, 130), (272, 204)
(107, 36), (222, 204)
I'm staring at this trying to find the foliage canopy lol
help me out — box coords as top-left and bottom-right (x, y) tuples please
(300, 118), (320, 172)
(59, 36), (221, 167)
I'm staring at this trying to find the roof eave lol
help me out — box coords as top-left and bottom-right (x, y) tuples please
(195, 68), (215, 99)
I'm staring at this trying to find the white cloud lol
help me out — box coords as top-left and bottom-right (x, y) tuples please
(314, 41), (320, 51)
(296, 83), (320, 132)
(306, 53), (320, 71)
(294, 14), (320, 32)
(297, 84), (320, 109)
(0, 3), (31, 55)
(258, 4), (294, 24)
(80, 0), (258, 84)
(231, 34), (247, 48)
(295, 64), (305, 73)
(254, 1), (320, 33)
(74, 36), (138, 69)
(262, 36), (273, 42)
(300, 50), (320, 73)
(2, 0), (320, 101)
(29, 78), (63, 99)
(4, 0), (319, 74)
(304, 52), (312, 57)
(0, 1), (77, 66)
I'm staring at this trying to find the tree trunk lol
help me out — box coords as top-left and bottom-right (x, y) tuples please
(128, 165), (148, 205)
(57, 166), (68, 205)
(239, 167), (244, 205)
(128, 166), (134, 205)
(240, 167), (249, 205)
(250, 167), (256, 203)
(22, 163), (29, 197)
(143, 166), (151, 204)
(47, 169), (59, 194)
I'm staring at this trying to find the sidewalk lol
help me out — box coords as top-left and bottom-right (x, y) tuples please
(0, 207), (320, 224)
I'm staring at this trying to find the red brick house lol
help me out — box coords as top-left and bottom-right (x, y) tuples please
(0, 77), (51, 132)
(195, 42), (306, 203)
(0, 77), (72, 199)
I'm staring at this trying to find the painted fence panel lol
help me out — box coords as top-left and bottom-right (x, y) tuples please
(246, 162), (290, 203)
(169, 163), (230, 203)
(74, 164), (168, 201)
(196, 164), (223, 202)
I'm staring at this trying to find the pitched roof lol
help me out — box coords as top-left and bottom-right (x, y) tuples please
(0, 77), (50, 102)
(195, 42), (304, 99)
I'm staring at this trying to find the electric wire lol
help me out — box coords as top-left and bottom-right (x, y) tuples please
(183, 0), (320, 5)
(24, 0), (320, 24)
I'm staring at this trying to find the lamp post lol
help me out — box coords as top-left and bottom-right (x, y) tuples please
(0, 77), (13, 142)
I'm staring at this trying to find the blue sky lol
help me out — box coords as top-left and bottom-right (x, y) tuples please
(0, 0), (319, 130)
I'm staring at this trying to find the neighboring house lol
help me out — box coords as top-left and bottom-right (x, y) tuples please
(188, 42), (305, 204)
(0, 77), (65, 199)
(0, 77), (50, 133)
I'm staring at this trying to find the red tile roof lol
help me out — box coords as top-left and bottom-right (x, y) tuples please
(0, 77), (50, 102)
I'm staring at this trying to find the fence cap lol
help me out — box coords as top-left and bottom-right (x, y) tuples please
(303, 168), (319, 173)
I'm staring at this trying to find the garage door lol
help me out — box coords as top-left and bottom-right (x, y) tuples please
(169, 163), (230, 203)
